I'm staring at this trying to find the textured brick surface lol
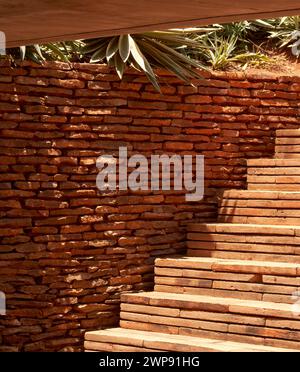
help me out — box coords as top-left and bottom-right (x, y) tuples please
(1, 60), (300, 351)
(85, 128), (300, 352)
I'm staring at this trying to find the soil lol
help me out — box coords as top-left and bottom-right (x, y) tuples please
(231, 50), (300, 76)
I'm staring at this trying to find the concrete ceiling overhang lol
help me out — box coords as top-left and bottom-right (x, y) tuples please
(2, 0), (300, 48)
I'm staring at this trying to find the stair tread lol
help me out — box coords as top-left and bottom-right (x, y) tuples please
(248, 159), (300, 166)
(123, 291), (299, 313)
(222, 190), (300, 198)
(156, 256), (300, 269)
(188, 222), (300, 231)
(85, 328), (297, 352)
(276, 129), (300, 137)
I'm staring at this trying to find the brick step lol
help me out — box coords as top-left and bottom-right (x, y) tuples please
(276, 147), (300, 155)
(84, 328), (297, 352)
(275, 134), (300, 158)
(220, 199), (300, 209)
(248, 184), (300, 190)
(277, 140), (300, 146)
(220, 190), (300, 200)
(275, 129), (300, 155)
(260, 129), (300, 160)
(275, 130), (300, 154)
(187, 223), (300, 263)
(120, 292), (300, 349)
(121, 292), (300, 321)
(275, 154), (300, 159)
(276, 130), (300, 137)
(249, 171), (300, 177)
(218, 191), (300, 225)
(247, 160), (300, 186)
(276, 139), (300, 145)
(247, 161), (300, 190)
(154, 257), (300, 303)
(247, 159), (300, 167)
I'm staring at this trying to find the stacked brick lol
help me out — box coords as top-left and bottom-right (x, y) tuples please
(85, 129), (300, 352)
(0, 59), (300, 351)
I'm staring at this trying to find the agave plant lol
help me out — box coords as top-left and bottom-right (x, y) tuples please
(81, 31), (207, 91)
(254, 16), (300, 54)
(196, 34), (269, 69)
(188, 21), (270, 70)
(7, 41), (82, 63)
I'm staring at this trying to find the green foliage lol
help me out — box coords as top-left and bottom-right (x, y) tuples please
(82, 31), (207, 91)
(195, 34), (269, 70)
(188, 22), (271, 69)
(5, 16), (300, 89)
(254, 16), (300, 54)
(7, 41), (83, 63)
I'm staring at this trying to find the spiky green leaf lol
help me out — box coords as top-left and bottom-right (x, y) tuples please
(119, 35), (130, 62)
(106, 37), (119, 62)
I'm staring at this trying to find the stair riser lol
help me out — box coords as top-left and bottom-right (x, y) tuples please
(154, 279), (299, 303)
(248, 168), (300, 176)
(276, 153), (300, 159)
(121, 303), (265, 326)
(218, 216), (300, 225)
(187, 247), (300, 264)
(188, 223), (297, 235)
(218, 206), (300, 219)
(276, 146), (300, 154)
(247, 154), (300, 187)
(155, 267), (262, 281)
(121, 294), (300, 320)
(221, 190), (300, 200)
(218, 191), (300, 224)
(154, 262), (300, 302)
(120, 316), (300, 350)
(120, 317), (300, 347)
(275, 135), (300, 155)
(219, 200), (300, 208)
(120, 294), (300, 348)
(248, 184), (300, 190)
(276, 130), (300, 137)
(247, 173), (300, 190)
(155, 284), (297, 304)
(156, 257), (300, 275)
(187, 230), (300, 262)
(188, 232), (300, 245)
(218, 207), (300, 218)
(248, 159), (300, 167)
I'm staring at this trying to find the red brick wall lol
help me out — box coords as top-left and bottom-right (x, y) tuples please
(0, 60), (299, 351)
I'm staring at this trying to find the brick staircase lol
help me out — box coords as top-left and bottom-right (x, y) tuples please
(84, 129), (300, 352)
